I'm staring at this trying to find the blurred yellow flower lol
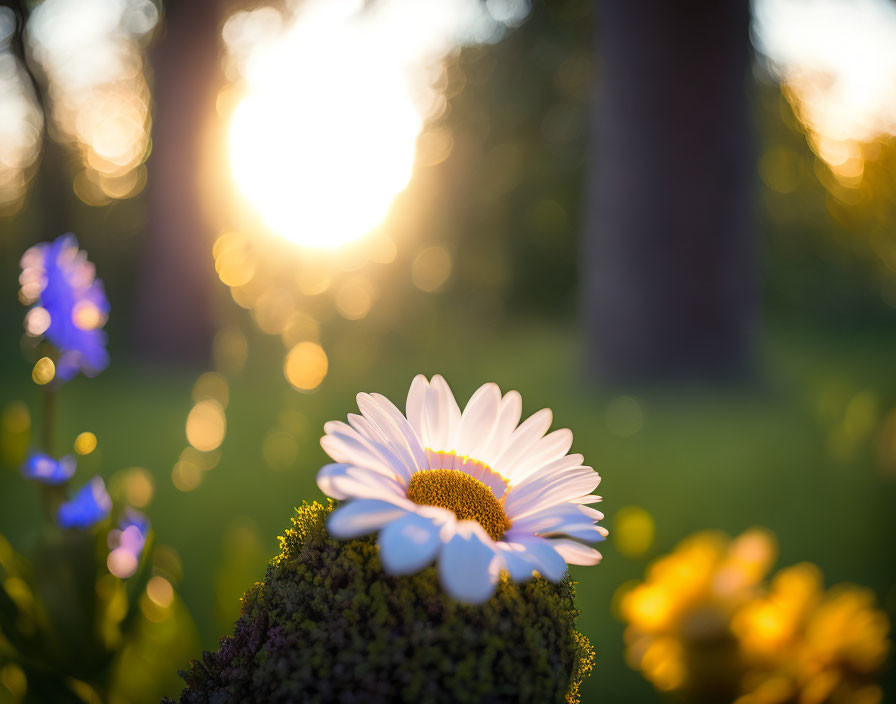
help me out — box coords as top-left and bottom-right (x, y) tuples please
(619, 529), (890, 704)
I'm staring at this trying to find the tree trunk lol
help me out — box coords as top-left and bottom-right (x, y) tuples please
(133, 0), (221, 365)
(583, 0), (756, 384)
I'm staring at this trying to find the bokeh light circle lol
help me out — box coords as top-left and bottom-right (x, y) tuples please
(284, 341), (328, 391)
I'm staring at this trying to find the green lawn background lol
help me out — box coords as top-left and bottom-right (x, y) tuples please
(2, 320), (895, 701)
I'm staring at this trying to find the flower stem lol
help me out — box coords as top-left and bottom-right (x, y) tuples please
(42, 385), (56, 456)
(39, 385), (64, 523)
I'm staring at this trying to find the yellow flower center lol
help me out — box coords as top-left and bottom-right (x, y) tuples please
(406, 469), (511, 541)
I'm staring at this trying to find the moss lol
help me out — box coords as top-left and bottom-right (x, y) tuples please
(166, 500), (594, 704)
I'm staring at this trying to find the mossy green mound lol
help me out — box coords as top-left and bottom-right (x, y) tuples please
(167, 500), (594, 704)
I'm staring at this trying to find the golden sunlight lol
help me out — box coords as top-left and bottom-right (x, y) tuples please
(225, 2), (422, 249)
(754, 0), (896, 184)
(222, 0), (526, 249)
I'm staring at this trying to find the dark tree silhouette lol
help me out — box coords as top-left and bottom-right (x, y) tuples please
(133, 0), (221, 364)
(583, 0), (757, 384)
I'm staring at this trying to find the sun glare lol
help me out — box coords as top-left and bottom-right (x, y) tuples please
(224, 0), (529, 249)
(227, 3), (421, 249)
(754, 0), (896, 183)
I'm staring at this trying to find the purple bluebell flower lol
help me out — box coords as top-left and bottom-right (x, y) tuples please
(20, 234), (109, 382)
(107, 508), (150, 578)
(108, 509), (150, 555)
(57, 476), (112, 529)
(21, 451), (76, 484)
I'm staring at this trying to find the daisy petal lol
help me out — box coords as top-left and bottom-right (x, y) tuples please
(378, 512), (442, 575)
(549, 538), (603, 566)
(547, 524), (607, 542)
(509, 502), (597, 534)
(431, 374), (461, 448)
(370, 393), (430, 471)
(321, 427), (407, 482)
(495, 541), (536, 581)
(542, 454), (586, 473)
(505, 452), (585, 490)
(406, 374), (429, 441)
(479, 390), (522, 465)
(507, 514), (605, 543)
(325, 465), (408, 502)
(316, 463), (352, 500)
(513, 536), (569, 581)
(357, 393), (426, 475)
(439, 521), (499, 604)
(327, 499), (409, 539)
(454, 383), (501, 458)
(578, 505), (605, 521)
(345, 414), (414, 483)
(494, 408), (553, 477)
(504, 467), (601, 518)
(422, 383), (446, 450)
(507, 428), (574, 483)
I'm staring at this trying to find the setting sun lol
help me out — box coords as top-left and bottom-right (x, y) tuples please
(226, 2), (423, 249)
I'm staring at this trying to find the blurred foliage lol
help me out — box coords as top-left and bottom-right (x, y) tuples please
(0, 1), (894, 342)
(434, 0), (593, 318)
(756, 79), (896, 327)
(0, 521), (197, 704)
(0, 0), (161, 213)
(167, 500), (593, 704)
(398, 0), (896, 328)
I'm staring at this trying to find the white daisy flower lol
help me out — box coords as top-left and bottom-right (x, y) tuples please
(316, 375), (607, 604)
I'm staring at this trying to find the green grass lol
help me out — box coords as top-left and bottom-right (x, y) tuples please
(2, 320), (895, 702)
